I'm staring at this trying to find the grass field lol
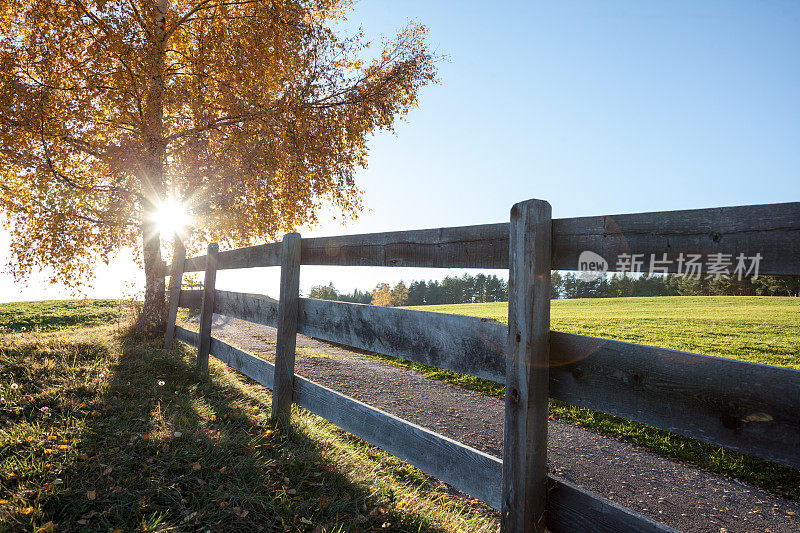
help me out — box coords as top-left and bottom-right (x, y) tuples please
(0, 299), (123, 334)
(400, 296), (800, 500)
(0, 301), (496, 531)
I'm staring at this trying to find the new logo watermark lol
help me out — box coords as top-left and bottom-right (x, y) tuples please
(577, 251), (608, 281)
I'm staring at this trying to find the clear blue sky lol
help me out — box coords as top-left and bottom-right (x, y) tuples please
(2, 0), (799, 301)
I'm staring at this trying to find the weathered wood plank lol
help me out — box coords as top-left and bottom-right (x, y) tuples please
(173, 202), (800, 275)
(300, 223), (510, 269)
(550, 332), (800, 469)
(209, 336), (275, 389)
(298, 298), (507, 382)
(181, 255), (206, 273)
(293, 370), (504, 509)
(174, 325), (198, 347)
(177, 289), (203, 309)
(547, 476), (678, 533)
(272, 233), (302, 423)
(197, 243), (219, 376)
(502, 199), (552, 532)
(179, 242), (282, 272)
(164, 240), (186, 349)
(552, 201), (800, 276)
(214, 290), (279, 327)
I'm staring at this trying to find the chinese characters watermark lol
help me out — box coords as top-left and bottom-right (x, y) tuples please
(578, 252), (763, 280)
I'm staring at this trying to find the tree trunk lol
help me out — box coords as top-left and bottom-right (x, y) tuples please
(136, 164), (167, 336)
(134, 0), (169, 337)
(138, 215), (166, 336)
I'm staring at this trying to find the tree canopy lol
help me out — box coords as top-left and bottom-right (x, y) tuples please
(0, 0), (436, 329)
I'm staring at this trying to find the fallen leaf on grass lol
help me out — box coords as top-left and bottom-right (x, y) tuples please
(86, 489), (96, 500)
(191, 462), (201, 471)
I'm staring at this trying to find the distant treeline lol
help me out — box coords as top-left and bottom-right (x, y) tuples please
(553, 272), (800, 299)
(308, 272), (799, 306)
(308, 274), (509, 307)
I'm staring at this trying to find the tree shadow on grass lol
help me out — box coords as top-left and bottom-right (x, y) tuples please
(3, 338), (449, 532)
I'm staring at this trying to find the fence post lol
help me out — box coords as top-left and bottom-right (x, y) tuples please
(164, 238), (186, 349)
(272, 232), (301, 423)
(197, 243), (219, 377)
(501, 199), (552, 532)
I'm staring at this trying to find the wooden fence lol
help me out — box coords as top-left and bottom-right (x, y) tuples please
(164, 199), (800, 533)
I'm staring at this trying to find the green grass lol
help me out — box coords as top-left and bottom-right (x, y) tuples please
(0, 300), (123, 333)
(0, 302), (497, 532)
(395, 296), (800, 501)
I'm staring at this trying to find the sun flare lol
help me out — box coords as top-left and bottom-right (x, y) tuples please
(152, 197), (190, 237)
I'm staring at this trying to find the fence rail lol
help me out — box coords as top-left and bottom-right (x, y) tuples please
(173, 201), (800, 276)
(177, 289), (800, 468)
(165, 198), (800, 532)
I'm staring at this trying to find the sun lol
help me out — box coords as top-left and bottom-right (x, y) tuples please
(152, 197), (190, 237)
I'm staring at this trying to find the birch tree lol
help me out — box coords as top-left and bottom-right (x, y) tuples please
(0, 0), (436, 332)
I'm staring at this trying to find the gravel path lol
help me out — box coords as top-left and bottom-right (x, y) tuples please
(186, 314), (800, 533)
